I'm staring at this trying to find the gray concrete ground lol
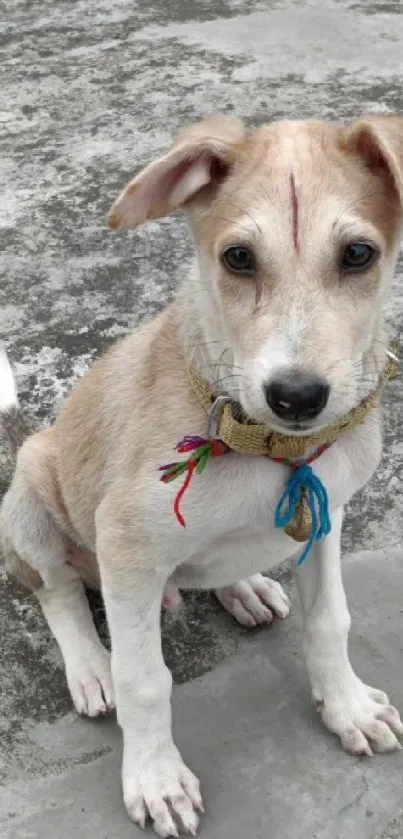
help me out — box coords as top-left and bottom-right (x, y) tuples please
(1, 0), (403, 837)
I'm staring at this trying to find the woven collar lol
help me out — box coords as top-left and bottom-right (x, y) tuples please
(188, 351), (399, 461)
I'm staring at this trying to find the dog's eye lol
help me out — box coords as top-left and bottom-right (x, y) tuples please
(222, 246), (256, 274)
(341, 242), (377, 272)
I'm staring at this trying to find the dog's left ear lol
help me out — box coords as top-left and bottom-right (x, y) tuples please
(344, 116), (403, 206)
(108, 115), (245, 231)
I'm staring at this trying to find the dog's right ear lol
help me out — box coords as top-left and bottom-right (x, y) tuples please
(107, 115), (245, 230)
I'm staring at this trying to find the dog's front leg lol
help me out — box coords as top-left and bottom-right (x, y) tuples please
(295, 507), (403, 755)
(97, 509), (203, 837)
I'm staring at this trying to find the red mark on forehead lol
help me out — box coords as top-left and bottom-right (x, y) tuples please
(290, 173), (299, 252)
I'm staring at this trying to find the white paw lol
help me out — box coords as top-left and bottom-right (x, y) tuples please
(66, 645), (115, 717)
(215, 573), (290, 627)
(317, 674), (403, 755)
(123, 746), (203, 837)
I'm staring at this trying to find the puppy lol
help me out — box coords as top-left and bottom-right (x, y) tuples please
(2, 114), (403, 837)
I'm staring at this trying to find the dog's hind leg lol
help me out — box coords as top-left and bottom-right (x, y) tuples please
(1, 436), (115, 717)
(215, 573), (290, 627)
(37, 567), (114, 717)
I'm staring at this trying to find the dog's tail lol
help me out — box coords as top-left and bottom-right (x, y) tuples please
(0, 346), (30, 459)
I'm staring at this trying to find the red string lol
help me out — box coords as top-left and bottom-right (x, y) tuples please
(169, 438), (330, 529)
(271, 442), (330, 470)
(173, 459), (198, 528)
(304, 443), (330, 466)
(211, 439), (226, 457)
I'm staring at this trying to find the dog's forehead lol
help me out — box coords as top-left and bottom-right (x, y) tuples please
(210, 119), (399, 250)
(210, 122), (345, 242)
(242, 120), (338, 169)
(235, 121), (348, 204)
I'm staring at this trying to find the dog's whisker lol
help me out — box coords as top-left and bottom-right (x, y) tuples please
(211, 373), (248, 388)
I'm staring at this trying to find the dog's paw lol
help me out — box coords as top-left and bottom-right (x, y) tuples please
(215, 572), (290, 627)
(66, 645), (115, 717)
(317, 674), (403, 755)
(123, 746), (203, 837)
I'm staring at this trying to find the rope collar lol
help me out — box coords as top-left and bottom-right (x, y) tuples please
(187, 351), (399, 461)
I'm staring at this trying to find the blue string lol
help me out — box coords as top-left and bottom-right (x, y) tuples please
(274, 463), (331, 565)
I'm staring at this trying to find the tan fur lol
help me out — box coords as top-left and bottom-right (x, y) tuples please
(54, 117), (403, 547)
(4, 113), (403, 835)
(18, 429), (72, 533)
(54, 306), (199, 550)
(108, 115), (245, 229)
(7, 428), (102, 590)
(5, 551), (43, 591)
(7, 115), (403, 588)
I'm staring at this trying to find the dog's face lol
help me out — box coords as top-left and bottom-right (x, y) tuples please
(109, 115), (403, 433)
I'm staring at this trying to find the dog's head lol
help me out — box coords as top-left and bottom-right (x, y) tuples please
(109, 115), (403, 434)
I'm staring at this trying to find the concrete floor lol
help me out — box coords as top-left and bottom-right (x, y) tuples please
(1, 0), (403, 837)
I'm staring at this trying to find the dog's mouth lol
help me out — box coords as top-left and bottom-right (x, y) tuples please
(264, 417), (327, 437)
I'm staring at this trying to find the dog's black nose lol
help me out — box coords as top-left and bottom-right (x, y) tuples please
(264, 374), (329, 421)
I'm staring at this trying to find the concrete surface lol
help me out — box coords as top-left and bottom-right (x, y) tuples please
(3, 550), (403, 839)
(1, 0), (403, 837)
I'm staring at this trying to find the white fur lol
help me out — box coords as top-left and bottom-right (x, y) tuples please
(0, 346), (18, 412)
(4, 115), (403, 837)
(215, 573), (290, 626)
(36, 566), (115, 717)
(94, 257), (399, 834)
(295, 508), (403, 754)
(97, 401), (392, 835)
(96, 536), (203, 836)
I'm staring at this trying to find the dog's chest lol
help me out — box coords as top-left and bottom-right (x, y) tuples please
(149, 423), (380, 584)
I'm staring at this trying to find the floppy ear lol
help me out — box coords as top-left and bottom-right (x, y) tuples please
(344, 116), (403, 206)
(108, 115), (245, 230)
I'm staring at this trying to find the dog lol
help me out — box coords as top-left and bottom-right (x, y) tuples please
(2, 113), (403, 837)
